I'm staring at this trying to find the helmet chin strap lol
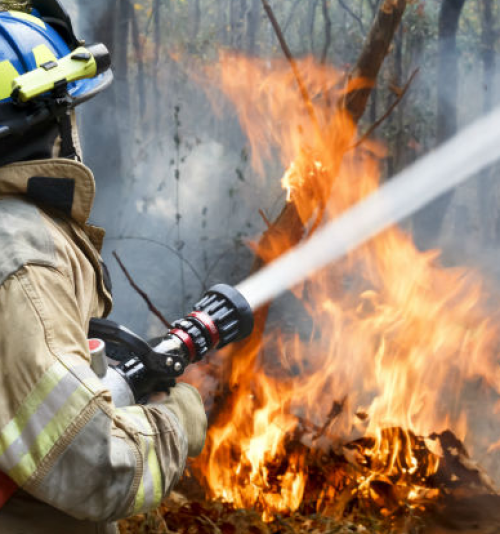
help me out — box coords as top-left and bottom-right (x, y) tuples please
(57, 112), (81, 161)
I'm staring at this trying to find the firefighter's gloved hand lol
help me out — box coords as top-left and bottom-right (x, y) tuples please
(152, 383), (207, 457)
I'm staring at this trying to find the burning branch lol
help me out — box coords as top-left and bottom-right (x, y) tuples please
(251, 0), (408, 275)
(209, 0), (409, 445)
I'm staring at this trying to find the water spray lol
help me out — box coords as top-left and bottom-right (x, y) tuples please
(90, 106), (500, 406)
(237, 105), (500, 310)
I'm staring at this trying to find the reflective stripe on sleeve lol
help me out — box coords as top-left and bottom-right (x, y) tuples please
(0, 360), (100, 486)
(118, 406), (163, 514)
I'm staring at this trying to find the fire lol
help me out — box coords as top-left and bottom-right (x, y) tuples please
(185, 53), (500, 519)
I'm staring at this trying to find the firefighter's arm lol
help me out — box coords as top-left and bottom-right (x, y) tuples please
(0, 264), (206, 522)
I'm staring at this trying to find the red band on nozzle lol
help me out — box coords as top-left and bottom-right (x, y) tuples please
(188, 311), (220, 348)
(170, 329), (196, 361)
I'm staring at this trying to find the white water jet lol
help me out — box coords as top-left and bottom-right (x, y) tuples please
(237, 106), (500, 310)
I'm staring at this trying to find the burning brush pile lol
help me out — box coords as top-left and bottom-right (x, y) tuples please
(121, 55), (500, 533)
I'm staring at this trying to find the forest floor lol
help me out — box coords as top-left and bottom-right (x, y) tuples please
(118, 491), (500, 534)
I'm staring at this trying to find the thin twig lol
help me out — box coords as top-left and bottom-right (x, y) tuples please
(260, 0), (321, 133)
(259, 209), (273, 229)
(106, 236), (205, 286)
(281, 0), (302, 35)
(337, 0), (365, 33)
(352, 67), (419, 149)
(113, 251), (173, 330)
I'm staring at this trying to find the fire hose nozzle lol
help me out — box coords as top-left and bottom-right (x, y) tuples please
(89, 284), (254, 403)
(169, 284), (254, 363)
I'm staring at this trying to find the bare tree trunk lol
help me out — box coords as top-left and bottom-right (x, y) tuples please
(247, 0), (260, 53)
(131, 6), (145, 119)
(229, 0), (238, 47)
(481, 0), (495, 114)
(437, 0), (468, 143)
(116, 0), (131, 111)
(229, 0), (247, 49)
(414, 0), (467, 246)
(307, 0), (319, 54)
(478, 0), (497, 243)
(367, 0), (379, 128)
(320, 0), (332, 64)
(153, 0), (161, 136)
(394, 23), (405, 173)
(190, 0), (201, 41)
(217, 1), (228, 44)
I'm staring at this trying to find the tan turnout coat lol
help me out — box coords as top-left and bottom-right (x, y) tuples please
(0, 159), (189, 533)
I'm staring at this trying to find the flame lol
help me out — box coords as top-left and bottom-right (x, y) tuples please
(186, 53), (500, 519)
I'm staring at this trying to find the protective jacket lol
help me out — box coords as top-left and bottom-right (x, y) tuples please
(0, 158), (195, 533)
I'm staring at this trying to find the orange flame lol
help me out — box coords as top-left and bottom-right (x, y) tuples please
(185, 53), (500, 519)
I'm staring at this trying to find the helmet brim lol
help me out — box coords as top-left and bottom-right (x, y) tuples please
(68, 69), (114, 107)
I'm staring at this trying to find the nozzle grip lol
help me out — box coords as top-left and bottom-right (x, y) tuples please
(195, 284), (254, 348)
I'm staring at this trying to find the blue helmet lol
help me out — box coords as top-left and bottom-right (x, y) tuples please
(0, 0), (113, 164)
(0, 2), (112, 103)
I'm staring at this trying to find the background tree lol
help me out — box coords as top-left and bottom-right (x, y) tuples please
(68, 0), (500, 334)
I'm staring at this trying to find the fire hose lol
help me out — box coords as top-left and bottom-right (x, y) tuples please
(88, 284), (254, 406)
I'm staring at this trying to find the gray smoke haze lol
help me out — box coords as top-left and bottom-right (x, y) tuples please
(71, 0), (500, 485)
(70, 0), (500, 331)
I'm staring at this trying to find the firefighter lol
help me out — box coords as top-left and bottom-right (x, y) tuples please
(0, 2), (207, 533)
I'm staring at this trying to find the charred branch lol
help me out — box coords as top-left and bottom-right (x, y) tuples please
(211, 0), (408, 427)
(343, 0), (407, 123)
(250, 0), (408, 276)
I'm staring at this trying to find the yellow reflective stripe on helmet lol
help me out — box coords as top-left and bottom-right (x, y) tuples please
(32, 44), (57, 68)
(9, 10), (46, 29)
(0, 361), (97, 486)
(0, 60), (19, 100)
(119, 406), (164, 513)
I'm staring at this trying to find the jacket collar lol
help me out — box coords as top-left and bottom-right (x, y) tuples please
(0, 158), (96, 225)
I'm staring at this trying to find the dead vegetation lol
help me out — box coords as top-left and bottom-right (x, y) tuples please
(119, 430), (500, 534)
